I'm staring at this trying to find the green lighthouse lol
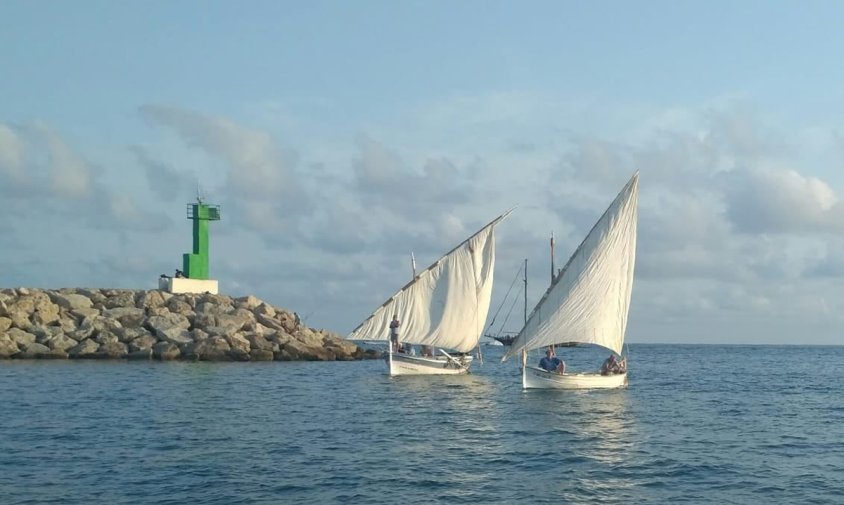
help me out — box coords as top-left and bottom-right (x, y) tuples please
(182, 198), (221, 279)
(159, 196), (222, 295)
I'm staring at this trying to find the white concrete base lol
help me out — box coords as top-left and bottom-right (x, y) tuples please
(158, 277), (219, 295)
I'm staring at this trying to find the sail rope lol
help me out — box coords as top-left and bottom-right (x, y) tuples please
(485, 262), (524, 338)
(492, 286), (523, 340)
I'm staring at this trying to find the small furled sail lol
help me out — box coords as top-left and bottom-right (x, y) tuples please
(348, 210), (512, 353)
(503, 173), (638, 360)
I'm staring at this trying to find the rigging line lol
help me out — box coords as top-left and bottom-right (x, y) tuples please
(486, 261), (524, 332)
(494, 284), (523, 339)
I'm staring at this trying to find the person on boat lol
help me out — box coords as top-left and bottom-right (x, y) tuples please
(539, 348), (565, 374)
(601, 354), (626, 375)
(389, 314), (400, 352)
(421, 345), (434, 357)
(601, 354), (616, 375)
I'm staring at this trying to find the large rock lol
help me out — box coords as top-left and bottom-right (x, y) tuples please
(225, 333), (251, 354)
(72, 315), (121, 341)
(254, 303), (276, 319)
(57, 316), (78, 333)
(146, 306), (171, 317)
(246, 333), (275, 352)
(50, 293), (94, 311)
(216, 310), (254, 333)
(267, 331), (293, 346)
(193, 312), (216, 329)
(205, 325), (239, 338)
(249, 349), (274, 361)
(191, 328), (209, 342)
(276, 309), (300, 333)
(256, 313), (285, 332)
(9, 295), (36, 315)
(137, 290), (167, 310)
(153, 342), (180, 360)
(157, 326), (192, 346)
(114, 326), (152, 344)
(184, 336), (231, 361)
(77, 288), (107, 306)
(44, 334), (79, 352)
(32, 298), (60, 325)
(6, 302), (32, 330)
(93, 331), (119, 345)
(146, 314), (190, 334)
(276, 338), (335, 361)
(7, 327), (37, 347)
(166, 298), (193, 317)
(293, 327), (324, 348)
(97, 341), (128, 359)
(103, 307), (145, 328)
(70, 307), (101, 322)
(17, 342), (66, 359)
(195, 301), (233, 318)
(236, 295), (262, 310)
(0, 334), (20, 358)
(68, 339), (100, 358)
(324, 337), (360, 360)
(0, 316), (11, 332)
(128, 334), (158, 353)
(103, 290), (135, 309)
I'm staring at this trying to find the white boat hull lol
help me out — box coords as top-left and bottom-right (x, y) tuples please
(522, 366), (628, 389)
(387, 352), (473, 376)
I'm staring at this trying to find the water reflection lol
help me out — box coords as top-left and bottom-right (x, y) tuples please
(520, 389), (639, 503)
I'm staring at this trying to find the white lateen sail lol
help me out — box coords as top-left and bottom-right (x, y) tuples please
(348, 210), (512, 375)
(502, 173), (638, 388)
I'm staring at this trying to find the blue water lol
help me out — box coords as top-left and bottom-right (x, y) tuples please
(1, 345), (842, 504)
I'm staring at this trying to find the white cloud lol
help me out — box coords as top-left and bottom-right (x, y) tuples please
(140, 105), (300, 198)
(0, 124), (25, 181)
(140, 104), (311, 234)
(723, 167), (844, 234)
(130, 145), (194, 202)
(39, 126), (94, 199)
(352, 135), (470, 213)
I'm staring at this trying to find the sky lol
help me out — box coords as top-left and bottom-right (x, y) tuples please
(2, 1), (844, 345)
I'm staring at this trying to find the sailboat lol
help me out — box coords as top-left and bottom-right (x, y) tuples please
(502, 172), (639, 389)
(348, 210), (512, 376)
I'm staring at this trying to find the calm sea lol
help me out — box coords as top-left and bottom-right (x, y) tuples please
(1, 344), (842, 504)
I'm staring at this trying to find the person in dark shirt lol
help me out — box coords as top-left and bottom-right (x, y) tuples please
(601, 354), (618, 375)
(601, 354), (626, 375)
(389, 314), (400, 352)
(538, 348), (565, 373)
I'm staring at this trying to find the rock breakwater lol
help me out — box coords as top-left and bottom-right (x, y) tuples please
(0, 288), (378, 361)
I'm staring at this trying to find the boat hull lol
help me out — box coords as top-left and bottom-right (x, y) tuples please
(522, 366), (627, 389)
(387, 352), (473, 376)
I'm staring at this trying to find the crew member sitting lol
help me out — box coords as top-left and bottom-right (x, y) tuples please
(601, 354), (626, 375)
(538, 348), (565, 374)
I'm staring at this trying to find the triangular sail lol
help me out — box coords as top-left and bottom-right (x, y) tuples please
(347, 210), (511, 353)
(503, 173), (638, 360)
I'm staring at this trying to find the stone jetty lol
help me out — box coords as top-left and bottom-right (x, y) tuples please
(0, 288), (379, 361)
